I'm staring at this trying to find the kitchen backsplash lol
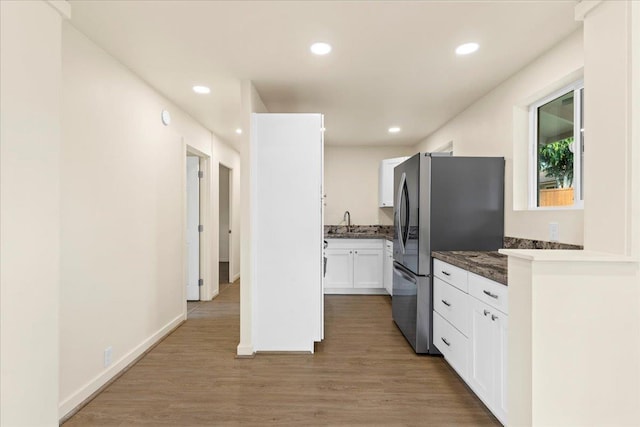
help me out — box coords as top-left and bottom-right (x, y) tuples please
(503, 236), (583, 250)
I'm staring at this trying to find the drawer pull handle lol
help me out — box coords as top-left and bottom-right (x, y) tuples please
(441, 271), (451, 276)
(483, 309), (490, 316)
(441, 299), (451, 307)
(491, 314), (499, 321)
(441, 337), (451, 347)
(483, 290), (499, 299)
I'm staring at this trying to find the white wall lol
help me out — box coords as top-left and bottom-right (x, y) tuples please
(219, 165), (230, 262)
(505, 2), (640, 425)
(415, 30), (585, 245)
(59, 23), (240, 417)
(237, 81), (268, 356)
(582, 0), (635, 255)
(324, 146), (414, 225)
(0, 1), (67, 425)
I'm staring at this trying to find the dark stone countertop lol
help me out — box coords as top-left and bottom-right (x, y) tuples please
(432, 251), (507, 285)
(325, 232), (392, 241)
(324, 225), (393, 241)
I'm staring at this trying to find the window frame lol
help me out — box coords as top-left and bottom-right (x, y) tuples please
(528, 80), (584, 210)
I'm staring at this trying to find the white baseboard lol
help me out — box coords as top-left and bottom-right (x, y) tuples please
(58, 313), (185, 420)
(230, 272), (240, 282)
(324, 288), (389, 295)
(236, 343), (254, 357)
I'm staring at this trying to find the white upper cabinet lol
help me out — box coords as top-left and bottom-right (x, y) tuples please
(378, 157), (409, 208)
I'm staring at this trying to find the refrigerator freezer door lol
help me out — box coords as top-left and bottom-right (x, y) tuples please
(392, 261), (434, 354)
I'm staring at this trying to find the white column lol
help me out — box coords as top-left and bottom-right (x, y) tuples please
(0, 1), (69, 425)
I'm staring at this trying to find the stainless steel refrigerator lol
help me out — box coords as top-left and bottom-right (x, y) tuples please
(392, 153), (504, 354)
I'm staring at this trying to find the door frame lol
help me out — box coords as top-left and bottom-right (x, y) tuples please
(185, 143), (212, 301)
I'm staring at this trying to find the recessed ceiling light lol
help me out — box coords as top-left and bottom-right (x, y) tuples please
(388, 127), (401, 134)
(192, 85), (211, 94)
(310, 42), (332, 56)
(235, 128), (243, 135)
(455, 42), (479, 55)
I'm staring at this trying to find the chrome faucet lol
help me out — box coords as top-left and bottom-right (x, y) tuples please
(343, 210), (351, 232)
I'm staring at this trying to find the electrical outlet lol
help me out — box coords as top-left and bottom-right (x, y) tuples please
(549, 222), (559, 242)
(104, 346), (112, 368)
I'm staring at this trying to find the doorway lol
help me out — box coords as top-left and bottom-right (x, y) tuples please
(219, 164), (231, 285)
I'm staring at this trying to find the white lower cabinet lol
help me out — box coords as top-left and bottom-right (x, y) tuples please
(434, 259), (508, 426)
(383, 240), (393, 295)
(324, 239), (385, 294)
(353, 249), (384, 288)
(324, 249), (353, 288)
(433, 311), (468, 379)
(469, 296), (496, 406)
(493, 309), (508, 424)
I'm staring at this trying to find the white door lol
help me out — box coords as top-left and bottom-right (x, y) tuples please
(324, 249), (353, 288)
(353, 249), (384, 288)
(186, 156), (200, 301)
(320, 118), (325, 339)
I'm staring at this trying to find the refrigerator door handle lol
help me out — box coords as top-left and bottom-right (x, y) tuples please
(393, 262), (417, 284)
(396, 172), (407, 254)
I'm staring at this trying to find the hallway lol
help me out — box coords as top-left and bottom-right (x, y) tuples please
(64, 284), (498, 426)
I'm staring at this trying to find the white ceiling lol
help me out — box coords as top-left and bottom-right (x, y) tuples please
(68, 0), (581, 148)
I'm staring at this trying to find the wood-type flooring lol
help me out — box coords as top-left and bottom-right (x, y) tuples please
(64, 282), (500, 426)
(219, 262), (229, 284)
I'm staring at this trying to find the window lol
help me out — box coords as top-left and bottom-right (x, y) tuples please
(530, 81), (584, 208)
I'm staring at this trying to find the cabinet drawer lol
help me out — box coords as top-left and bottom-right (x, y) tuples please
(385, 240), (393, 251)
(434, 277), (469, 337)
(433, 311), (468, 380)
(433, 259), (468, 292)
(468, 272), (508, 314)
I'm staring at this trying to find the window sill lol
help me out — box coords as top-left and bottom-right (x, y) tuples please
(527, 203), (584, 211)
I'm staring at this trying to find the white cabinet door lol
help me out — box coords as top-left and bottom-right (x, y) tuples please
(324, 249), (353, 288)
(492, 310), (508, 425)
(383, 247), (393, 295)
(353, 249), (384, 288)
(469, 296), (494, 406)
(378, 157), (408, 207)
(433, 311), (469, 380)
(469, 295), (509, 425)
(433, 277), (470, 337)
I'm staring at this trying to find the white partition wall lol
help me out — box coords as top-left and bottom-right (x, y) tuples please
(252, 113), (323, 352)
